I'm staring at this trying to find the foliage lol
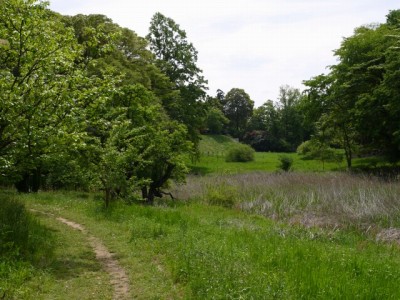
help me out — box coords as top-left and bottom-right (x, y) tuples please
(303, 11), (400, 165)
(276, 85), (306, 150)
(242, 130), (282, 152)
(0, 2), (195, 205)
(297, 140), (343, 170)
(225, 144), (255, 162)
(0, 0), (84, 189)
(203, 107), (229, 134)
(222, 88), (254, 137)
(245, 87), (306, 152)
(84, 84), (193, 205)
(278, 155), (293, 171)
(147, 12), (208, 145)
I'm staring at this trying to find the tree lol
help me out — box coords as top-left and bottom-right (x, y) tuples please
(302, 15), (400, 167)
(297, 119), (343, 170)
(147, 12), (208, 145)
(223, 88), (254, 137)
(276, 85), (304, 151)
(204, 107), (229, 134)
(0, 0), (85, 191)
(91, 84), (192, 205)
(245, 100), (281, 151)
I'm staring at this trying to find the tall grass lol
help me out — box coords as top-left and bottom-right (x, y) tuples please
(0, 194), (55, 298)
(170, 172), (400, 228)
(0, 195), (54, 261)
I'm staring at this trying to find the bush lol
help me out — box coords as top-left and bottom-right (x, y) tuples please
(225, 144), (255, 162)
(278, 155), (293, 172)
(296, 140), (313, 158)
(206, 185), (237, 208)
(297, 139), (344, 168)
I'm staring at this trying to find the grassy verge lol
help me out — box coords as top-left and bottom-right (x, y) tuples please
(13, 190), (400, 299)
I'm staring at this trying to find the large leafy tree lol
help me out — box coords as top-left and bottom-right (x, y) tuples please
(302, 10), (400, 166)
(223, 88), (254, 137)
(276, 85), (305, 151)
(245, 100), (281, 151)
(147, 12), (208, 145)
(0, 0), (88, 190)
(87, 84), (192, 206)
(245, 86), (305, 152)
(375, 10), (400, 160)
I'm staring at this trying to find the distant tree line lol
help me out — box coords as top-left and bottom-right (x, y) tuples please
(203, 10), (400, 168)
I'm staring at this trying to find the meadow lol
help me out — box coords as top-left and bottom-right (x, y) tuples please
(1, 135), (400, 299)
(190, 135), (392, 174)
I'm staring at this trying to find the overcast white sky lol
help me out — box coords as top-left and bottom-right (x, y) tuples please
(49, 0), (399, 106)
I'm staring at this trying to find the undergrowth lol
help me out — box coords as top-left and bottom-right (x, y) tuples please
(0, 194), (54, 299)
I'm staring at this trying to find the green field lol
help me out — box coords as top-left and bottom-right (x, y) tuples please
(2, 135), (400, 299)
(2, 191), (400, 299)
(191, 135), (391, 174)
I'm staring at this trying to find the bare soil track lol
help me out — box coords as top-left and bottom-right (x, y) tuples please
(30, 209), (130, 300)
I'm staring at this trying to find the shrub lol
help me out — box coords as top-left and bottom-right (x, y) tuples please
(278, 155), (293, 172)
(297, 139), (344, 169)
(296, 140), (313, 158)
(225, 144), (255, 162)
(206, 185), (237, 208)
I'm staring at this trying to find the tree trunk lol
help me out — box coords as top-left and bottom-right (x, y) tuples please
(342, 127), (352, 169)
(141, 186), (148, 200)
(147, 189), (155, 205)
(15, 168), (41, 193)
(105, 188), (111, 208)
(15, 173), (30, 193)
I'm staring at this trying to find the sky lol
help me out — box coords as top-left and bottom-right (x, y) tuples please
(49, 0), (399, 106)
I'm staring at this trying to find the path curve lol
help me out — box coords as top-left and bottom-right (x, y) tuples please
(30, 209), (130, 300)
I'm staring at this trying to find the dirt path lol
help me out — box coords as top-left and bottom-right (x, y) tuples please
(30, 209), (130, 300)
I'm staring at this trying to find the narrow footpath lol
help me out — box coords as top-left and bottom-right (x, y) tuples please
(30, 209), (130, 300)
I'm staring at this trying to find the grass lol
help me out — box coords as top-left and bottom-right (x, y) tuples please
(0, 193), (113, 299)
(171, 172), (400, 228)
(18, 191), (186, 299)
(190, 151), (345, 174)
(2, 135), (400, 298)
(4, 190), (400, 299)
(191, 135), (399, 175)
(191, 135), (345, 174)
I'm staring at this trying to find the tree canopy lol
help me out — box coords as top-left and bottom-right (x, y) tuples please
(0, 0), (194, 204)
(147, 12), (208, 146)
(1, 1), (399, 202)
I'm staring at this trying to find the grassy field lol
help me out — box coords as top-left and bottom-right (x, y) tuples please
(0, 185), (399, 299)
(2, 135), (400, 299)
(192, 135), (336, 174)
(191, 135), (396, 175)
